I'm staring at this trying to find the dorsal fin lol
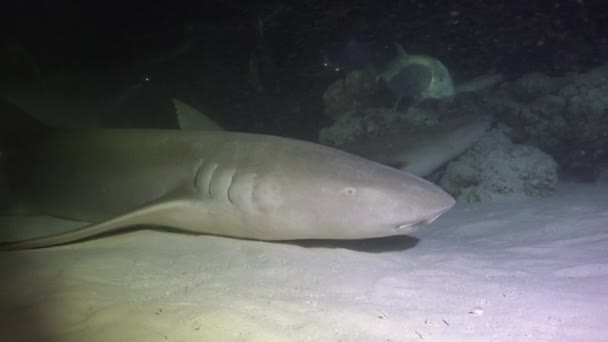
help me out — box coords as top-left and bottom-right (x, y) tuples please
(394, 42), (409, 58)
(173, 98), (223, 131)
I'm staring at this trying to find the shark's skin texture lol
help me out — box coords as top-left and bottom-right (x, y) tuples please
(337, 116), (491, 177)
(1, 126), (454, 250)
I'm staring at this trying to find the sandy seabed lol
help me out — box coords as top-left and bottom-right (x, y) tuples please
(1, 182), (607, 342)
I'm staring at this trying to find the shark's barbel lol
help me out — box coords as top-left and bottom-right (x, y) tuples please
(0, 101), (454, 250)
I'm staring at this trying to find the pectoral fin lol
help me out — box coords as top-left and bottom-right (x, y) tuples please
(0, 199), (195, 250)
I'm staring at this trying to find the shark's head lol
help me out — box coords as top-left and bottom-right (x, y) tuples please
(252, 141), (455, 240)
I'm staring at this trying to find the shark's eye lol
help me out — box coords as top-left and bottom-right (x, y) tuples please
(343, 187), (357, 196)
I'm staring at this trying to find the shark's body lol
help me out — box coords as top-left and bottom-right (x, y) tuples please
(1, 104), (454, 249)
(337, 116), (491, 177)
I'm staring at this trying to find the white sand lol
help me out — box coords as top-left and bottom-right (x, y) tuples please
(1, 181), (607, 341)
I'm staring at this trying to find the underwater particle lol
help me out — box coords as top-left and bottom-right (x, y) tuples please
(469, 306), (484, 316)
(374, 309), (388, 319)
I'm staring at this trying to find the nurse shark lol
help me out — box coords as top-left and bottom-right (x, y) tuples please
(0, 100), (454, 250)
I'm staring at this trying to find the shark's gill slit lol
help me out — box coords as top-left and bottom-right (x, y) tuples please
(226, 168), (237, 205)
(206, 162), (219, 198)
(193, 159), (205, 191)
(248, 173), (258, 206)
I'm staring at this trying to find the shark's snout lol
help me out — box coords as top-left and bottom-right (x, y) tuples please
(388, 176), (455, 235)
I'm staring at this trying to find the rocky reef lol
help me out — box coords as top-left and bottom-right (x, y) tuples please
(483, 65), (608, 181)
(439, 129), (559, 203)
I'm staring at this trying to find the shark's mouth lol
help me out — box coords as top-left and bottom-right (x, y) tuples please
(393, 221), (421, 234)
(394, 211), (446, 233)
(395, 222), (416, 231)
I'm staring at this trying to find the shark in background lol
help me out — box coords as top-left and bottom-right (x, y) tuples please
(0, 99), (455, 250)
(336, 116), (491, 177)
